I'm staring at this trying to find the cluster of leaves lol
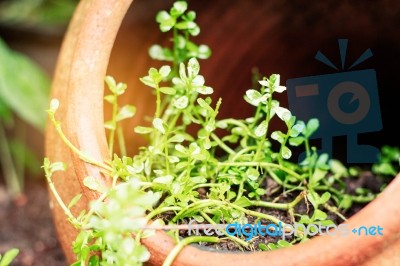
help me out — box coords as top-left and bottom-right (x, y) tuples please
(148, 1), (211, 74)
(372, 145), (400, 177)
(43, 157), (160, 266)
(44, 1), (396, 265)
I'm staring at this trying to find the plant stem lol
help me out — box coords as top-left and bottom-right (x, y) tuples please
(44, 167), (80, 227)
(117, 126), (127, 157)
(251, 191), (305, 210)
(108, 92), (118, 157)
(48, 111), (113, 172)
(0, 121), (21, 197)
(155, 84), (161, 118)
(218, 161), (303, 181)
(162, 236), (220, 266)
(253, 84), (273, 162)
(200, 211), (249, 247)
(211, 133), (235, 155)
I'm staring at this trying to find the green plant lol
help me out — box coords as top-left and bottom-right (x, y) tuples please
(0, 37), (50, 197)
(44, 1), (397, 265)
(0, 0), (78, 28)
(0, 248), (19, 266)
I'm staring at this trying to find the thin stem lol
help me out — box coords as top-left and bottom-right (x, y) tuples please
(48, 111), (113, 172)
(251, 191), (305, 210)
(200, 211), (249, 247)
(253, 84), (273, 161)
(218, 161), (303, 181)
(155, 84), (161, 118)
(211, 133), (235, 155)
(44, 168), (80, 227)
(108, 93), (118, 157)
(117, 126), (127, 157)
(162, 236), (219, 266)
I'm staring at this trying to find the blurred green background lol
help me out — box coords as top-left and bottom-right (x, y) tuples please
(0, 0), (78, 198)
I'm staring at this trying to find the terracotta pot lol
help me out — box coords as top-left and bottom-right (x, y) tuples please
(45, 0), (400, 265)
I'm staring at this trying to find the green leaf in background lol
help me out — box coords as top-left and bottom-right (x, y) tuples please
(0, 248), (19, 266)
(0, 37), (50, 131)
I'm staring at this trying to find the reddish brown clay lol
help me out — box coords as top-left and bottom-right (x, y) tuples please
(45, 0), (400, 265)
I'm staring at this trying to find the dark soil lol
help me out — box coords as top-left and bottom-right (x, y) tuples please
(166, 170), (389, 252)
(0, 170), (389, 266)
(0, 179), (67, 266)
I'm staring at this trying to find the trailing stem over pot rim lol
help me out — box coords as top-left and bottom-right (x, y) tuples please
(45, 0), (400, 265)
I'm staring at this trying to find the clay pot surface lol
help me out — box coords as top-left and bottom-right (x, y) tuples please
(45, 0), (400, 265)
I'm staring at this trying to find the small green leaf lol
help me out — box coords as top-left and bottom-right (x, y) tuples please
(274, 85), (286, 93)
(88, 255), (100, 266)
(159, 87), (176, 95)
(153, 175), (173, 185)
(105, 75), (117, 90)
(298, 215), (311, 224)
(140, 76), (156, 88)
(104, 120), (115, 130)
(191, 75), (205, 87)
(197, 45), (211, 59)
(171, 1), (187, 16)
(305, 118), (319, 137)
(246, 167), (259, 181)
(156, 11), (175, 32)
(83, 176), (107, 193)
(175, 144), (187, 154)
(289, 136), (304, 146)
(339, 195), (353, 210)
(152, 118), (165, 134)
(255, 120), (267, 137)
(196, 86), (213, 95)
(114, 82), (127, 95)
(273, 105), (291, 122)
(134, 126), (153, 134)
(277, 240), (292, 247)
(310, 168), (327, 187)
(175, 21), (197, 30)
(313, 209), (327, 221)
(169, 134), (185, 143)
(258, 243), (268, 251)
(49, 98), (59, 113)
(174, 96), (189, 109)
(290, 123), (305, 137)
(104, 94), (116, 104)
(0, 249), (19, 266)
(68, 193), (82, 209)
(330, 159), (348, 177)
(281, 146), (292, 159)
(307, 190), (320, 209)
(320, 192), (331, 204)
(271, 130), (285, 144)
(234, 196), (252, 208)
(197, 98), (213, 112)
(116, 105), (136, 121)
(159, 65), (171, 78)
(49, 161), (66, 173)
(245, 89), (262, 106)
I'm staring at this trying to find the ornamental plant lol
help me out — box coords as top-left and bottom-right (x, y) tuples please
(43, 1), (398, 265)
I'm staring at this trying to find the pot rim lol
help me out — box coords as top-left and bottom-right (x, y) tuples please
(46, 0), (400, 265)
